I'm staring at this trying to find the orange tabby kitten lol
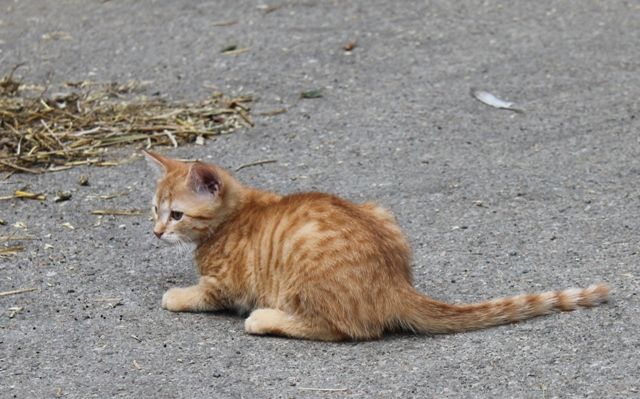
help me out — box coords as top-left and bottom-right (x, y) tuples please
(144, 150), (609, 341)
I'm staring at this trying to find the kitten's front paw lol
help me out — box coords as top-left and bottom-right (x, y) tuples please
(244, 312), (263, 334)
(161, 288), (182, 311)
(161, 284), (213, 312)
(245, 308), (284, 335)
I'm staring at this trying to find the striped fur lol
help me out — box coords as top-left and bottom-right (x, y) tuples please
(399, 284), (609, 334)
(144, 151), (610, 341)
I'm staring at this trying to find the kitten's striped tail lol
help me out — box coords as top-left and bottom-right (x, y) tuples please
(399, 283), (609, 334)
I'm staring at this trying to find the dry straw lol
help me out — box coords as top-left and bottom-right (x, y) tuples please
(0, 67), (253, 174)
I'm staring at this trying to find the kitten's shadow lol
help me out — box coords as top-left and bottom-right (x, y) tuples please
(153, 274), (445, 344)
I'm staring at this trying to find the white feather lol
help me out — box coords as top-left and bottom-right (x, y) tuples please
(471, 88), (523, 113)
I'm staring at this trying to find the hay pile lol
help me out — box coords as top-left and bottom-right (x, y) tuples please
(0, 68), (252, 174)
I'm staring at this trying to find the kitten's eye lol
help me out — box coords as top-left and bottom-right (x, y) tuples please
(170, 210), (183, 221)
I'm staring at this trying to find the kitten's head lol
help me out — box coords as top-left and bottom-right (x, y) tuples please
(143, 150), (240, 245)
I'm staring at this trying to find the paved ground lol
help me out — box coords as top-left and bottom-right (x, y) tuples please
(1, 1), (639, 398)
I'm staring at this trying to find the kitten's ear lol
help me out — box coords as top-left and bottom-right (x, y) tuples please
(187, 162), (221, 196)
(142, 150), (171, 177)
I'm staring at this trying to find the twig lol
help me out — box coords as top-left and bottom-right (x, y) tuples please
(0, 160), (42, 174)
(259, 108), (287, 116)
(235, 159), (277, 172)
(238, 110), (254, 126)
(90, 209), (143, 216)
(0, 287), (38, 297)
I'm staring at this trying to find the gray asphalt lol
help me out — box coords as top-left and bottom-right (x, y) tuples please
(1, 1), (639, 398)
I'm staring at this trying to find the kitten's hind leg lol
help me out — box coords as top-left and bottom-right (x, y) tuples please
(162, 277), (222, 312)
(244, 308), (346, 341)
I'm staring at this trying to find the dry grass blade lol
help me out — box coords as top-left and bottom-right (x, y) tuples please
(91, 209), (143, 216)
(0, 245), (24, 255)
(0, 190), (46, 201)
(297, 387), (349, 392)
(0, 160), (41, 174)
(212, 20), (238, 27)
(0, 287), (37, 297)
(259, 108), (287, 116)
(94, 297), (123, 302)
(9, 306), (23, 318)
(0, 63), (23, 96)
(0, 235), (35, 243)
(235, 159), (277, 172)
(86, 191), (129, 200)
(301, 89), (323, 99)
(222, 47), (250, 56)
(16, 190), (46, 200)
(0, 69), (253, 174)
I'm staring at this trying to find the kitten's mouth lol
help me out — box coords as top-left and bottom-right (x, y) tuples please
(159, 233), (192, 248)
(158, 234), (194, 254)
(158, 233), (179, 244)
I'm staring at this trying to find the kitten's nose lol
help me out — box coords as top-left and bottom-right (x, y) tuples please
(154, 230), (163, 238)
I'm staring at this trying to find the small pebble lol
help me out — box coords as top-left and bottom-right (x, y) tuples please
(343, 40), (357, 52)
(54, 191), (72, 203)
